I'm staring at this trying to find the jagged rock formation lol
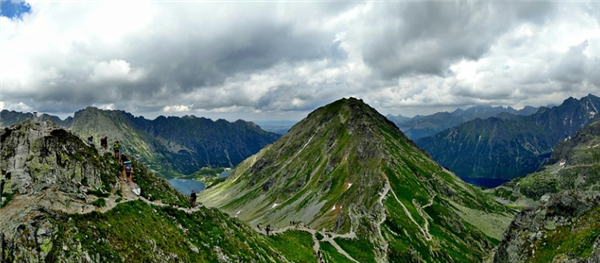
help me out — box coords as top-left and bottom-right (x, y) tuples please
(0, 120), (317, 262)
(202, 97), (514, 262)
(418, 94), (600, 180)
(493, 191), (600, 262)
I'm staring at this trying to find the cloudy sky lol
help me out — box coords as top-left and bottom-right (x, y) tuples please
(1, 1), (599, 122)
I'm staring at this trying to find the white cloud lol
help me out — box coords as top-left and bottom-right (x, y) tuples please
(0, 1), (598, 120)
(163, 105), (191, 113)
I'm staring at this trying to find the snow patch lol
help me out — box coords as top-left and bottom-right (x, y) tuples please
(346, 183), (353, 190)
(331, 205), (336, 211)
(560, 161), (566, 166)
(271, 203), (279, 209)
(590, 111), (597, 119)
(235, 210), (242, 217)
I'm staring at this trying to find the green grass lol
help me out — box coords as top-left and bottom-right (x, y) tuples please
(92, 198), (106, 207)
(334, 237), (376, 263)
(266, 230), (317, 263)
(49, 200), (284, 262)
(1, 192), (14, 209)
(320, 241), (351, 262)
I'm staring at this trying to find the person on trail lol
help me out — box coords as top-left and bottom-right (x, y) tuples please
(266, 224), (271, 235)
(100, 137), (108, 151)
(113, 141), (120, 159)
(124, 161), (133, 184)
(87, 136), (93, 144)
(257, 224), (261, 230)
(190, 190), (197, 207)
(120, 155), (129, 180)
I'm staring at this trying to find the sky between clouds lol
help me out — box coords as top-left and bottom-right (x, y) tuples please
(1, 1), (599, 121)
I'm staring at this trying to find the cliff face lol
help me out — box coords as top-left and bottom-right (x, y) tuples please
(493, 191), (600, 262)
(0, 119), (122, 261)
(1, 119), (116, 207)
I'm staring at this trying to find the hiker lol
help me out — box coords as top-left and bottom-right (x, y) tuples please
(87, 136), (93, 144)
(120, 154), (129, 165)
(120, 155), (129, 180)
(257, 224), (261, 230)
(124, 161), (133, 184)
(190, 190), (197, 207)
(100, 137), (108, 151)
(266, 224), (271, 235)
(113, 140), (120, 159)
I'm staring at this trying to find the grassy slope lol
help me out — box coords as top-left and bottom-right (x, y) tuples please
(46, 200), (318, 262)
(202, 98), (514, 262)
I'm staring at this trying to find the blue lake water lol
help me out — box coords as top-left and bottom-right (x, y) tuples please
(168, 179), (206, 195)
(462, 178), (510, 189)
(217, 170), (231, 178)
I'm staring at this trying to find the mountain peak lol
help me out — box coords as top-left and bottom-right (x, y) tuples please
(202, 98), (511, 262)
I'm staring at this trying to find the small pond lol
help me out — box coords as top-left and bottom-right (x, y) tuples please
(168, 179), (206, 195)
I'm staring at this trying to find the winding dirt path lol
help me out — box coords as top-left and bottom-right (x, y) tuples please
(388, 184), (432, 241)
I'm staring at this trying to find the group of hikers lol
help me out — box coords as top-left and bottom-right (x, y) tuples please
(257, 224), (272, 235)
(89, 136), (120, 158)
(87, 135), (131, 183)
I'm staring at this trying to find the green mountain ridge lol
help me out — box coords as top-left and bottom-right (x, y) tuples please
(201, 97), (514, 262)
(418, 94), (600, 180)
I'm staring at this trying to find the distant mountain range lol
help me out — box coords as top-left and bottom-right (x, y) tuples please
(0, 108), (280, 177)
(417, 94), (600, 180)
(387, 105), (539, 140)
(201, 97), (513, 262)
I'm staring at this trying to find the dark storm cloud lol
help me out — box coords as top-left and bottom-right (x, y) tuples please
(362, 2), (555, 79)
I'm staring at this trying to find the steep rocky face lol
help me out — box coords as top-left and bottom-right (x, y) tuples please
(493, 191), (600, 262)
(419, 94), (600, 180)
(202, 97), (513, 262)
(1, 119), (115, 201)
(0, 120), (319, 262)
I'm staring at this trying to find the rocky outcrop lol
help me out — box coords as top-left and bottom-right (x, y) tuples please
(494, 191), (600, 262)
